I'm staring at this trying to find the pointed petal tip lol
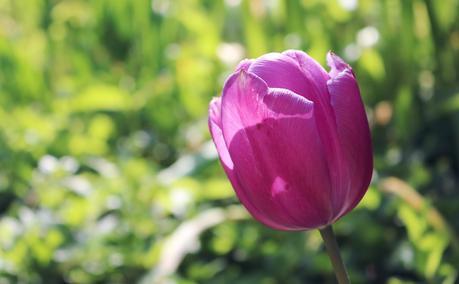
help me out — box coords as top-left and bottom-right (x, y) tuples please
(327, 51), (347, 69)
(238, 68), (247, 76)
(327, 51), (352, 78)
(231, 69), (251, 90)
(232, 68), (268, 91)
(209, 97), (221, 113)
(209, 96), (221, 106)
(235, 59), (253, 72)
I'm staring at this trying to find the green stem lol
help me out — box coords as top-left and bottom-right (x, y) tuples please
(319, 225), (350, 284)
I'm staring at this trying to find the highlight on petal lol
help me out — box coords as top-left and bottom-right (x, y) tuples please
(209, 97), (222, 126)
(264, 88), (314, 119)
(219, 70), (269, 146)
(208, 97), (233, 170)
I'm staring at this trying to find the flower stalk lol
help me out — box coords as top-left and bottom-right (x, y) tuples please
(319, 225), (350, 284)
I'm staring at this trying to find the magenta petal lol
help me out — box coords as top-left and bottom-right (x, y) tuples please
(219, 71), (268, 145)
(327, 63), (373, 219)
(209, 96), (291, 230)
(235, 59), (254, 71)
(327, 51), (350, 78)
(208, 98), (233, 170)
(247, 53), (316, 100)
(220, 71), (333, 230)
(264, 88), (313, 118)
(210, 50), (373, 231)
(283, 50), (330, 99)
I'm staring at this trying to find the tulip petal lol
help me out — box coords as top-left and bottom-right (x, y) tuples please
(264, 88), (314, 118)
(235, 58), (253, 71)
(327, 51), (350, 78)
(209, 95), (293, 230)
(280, 51), (354, 218)
(247, 52), (339, 148)
(220, 70), (333, 230)
(208, 98), (233, 170)
(327, 52), (373, 218)
(247, 52), (316, 101)
(283, 49), (330, 100)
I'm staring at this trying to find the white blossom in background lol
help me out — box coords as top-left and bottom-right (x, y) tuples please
(165, 43), (180, 60)
(224, 0), (241, 7)
(106, 195), (123, 210)
(151, 0), (170, 15)
(217, 42), (245, 66)
(170, 188), (192, 216)
(338, 0), (358, 11)
(63, 176), (92, 196)
(284, 33), (302, 49)
(96, 215), (119, 235)
(86, 157), (119, 178)
(38, 155), (59, 174)
(60, 156), (79, 174)
(357, 26), (380, 48)
(344, 43), (362, 62)
(418, 70), (435, 101)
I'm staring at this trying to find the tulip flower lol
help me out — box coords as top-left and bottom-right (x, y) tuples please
(209, 50), (372, 283)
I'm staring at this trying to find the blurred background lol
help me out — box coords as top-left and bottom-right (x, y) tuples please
(0, 0), (459, 283)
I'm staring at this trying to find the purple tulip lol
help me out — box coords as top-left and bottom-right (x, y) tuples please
(209, 50), (372, 231)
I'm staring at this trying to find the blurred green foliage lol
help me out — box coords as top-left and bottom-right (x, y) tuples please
(0, 0), (459, 283)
